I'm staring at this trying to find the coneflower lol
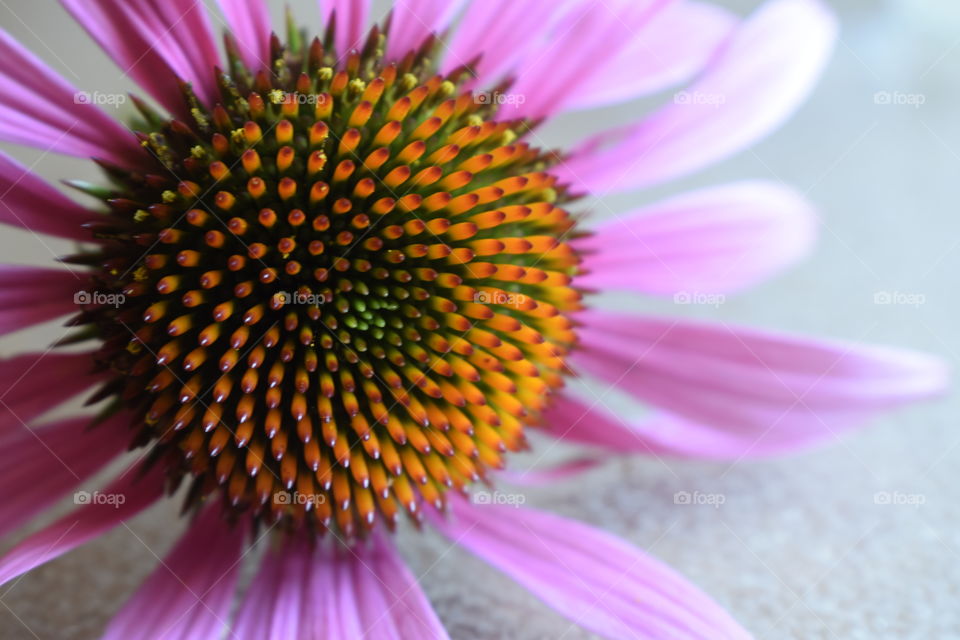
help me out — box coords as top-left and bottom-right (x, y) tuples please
(0, 0), (946, 638)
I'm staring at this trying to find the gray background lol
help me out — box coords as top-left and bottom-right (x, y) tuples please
(1, 0), (959, 638)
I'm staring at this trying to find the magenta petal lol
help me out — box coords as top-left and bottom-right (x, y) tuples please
(0, 413), (130, 538)
(574, 311), (949, 442)
(509, 0), (673, 120)
(103, 504), (246, 640)
(0, 463), (165, 586)
(318, 0), (371, 56)
(60, 0), (221, 113)
(217, 0), (273, 70)
(0, 351), (106, 434)
(235, 534), (448, 639)
(385, 0), (466, 61)
(576, 181), (817, 295)
(0, 30), (143, 165)
(0, 152), (96, 240)
(440, 0), (570, 89)
(0, 265), (87, 335)
(430, 496), (750, 639)
(569, 1), (737, 111)
(557, 0), (837, 194)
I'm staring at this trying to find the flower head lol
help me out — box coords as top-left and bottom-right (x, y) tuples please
(0, 0), (946, 638)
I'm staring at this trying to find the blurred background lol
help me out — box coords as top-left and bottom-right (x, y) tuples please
(1, 0), (958, 637)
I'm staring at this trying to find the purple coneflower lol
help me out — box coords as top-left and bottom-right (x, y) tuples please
(0, 0), (946, 638)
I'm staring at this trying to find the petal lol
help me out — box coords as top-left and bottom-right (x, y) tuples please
(568, 1), (737, 111)
(217, 0), (273, 70)
(440, 0), (572, 88)
(509, 0), (674, 120)
(495, 457), (606, 486)
(234, 534), (449, 639)
(103, 504), (246, 640)
(557, 0), (837, 194)
(0, 30), (143, 165)
(0, 413), (130, 538)
(430, 497), (749, 639)
(540, 394), (850, 459)
(0, 463), (165, 586)
(574, 311), (949, 441)
(0, 351), (106, 434)
(318, 0), (371, 56)
(0, 265), (87, 336)
(385, 0), (466, 61)
(60, 0), (221, 113)
(576, 181), (817, 296)
(0, 151), (95, 240)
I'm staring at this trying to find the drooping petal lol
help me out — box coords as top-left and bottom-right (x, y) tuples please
(557, 0), (837, 195)
(103, 504), (246, 640)
(217, 0), (273, 70)
(0, 30), (143, 165)
(0, 351), (106, 434)
(0, 463), (166, 586)
(0, 413), (131, 538)
(509, 0), (674, 120)
(318, 0), (371, 57)
(574, 311), (949, 441)
(60, 0), (222, 113)
(568, 1), (737, 111)
(0, 151), (96, 241)
(430, 497), (749, 639)
(234, 533), (449, 639)
(0, 265), (87, 336)
(540, 394), (857, 459)
(385, 0), (466, 61)
(439, 0), (572, 89)
(575, 181), (817, 296)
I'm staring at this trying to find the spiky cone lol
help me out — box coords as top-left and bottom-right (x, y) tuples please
(67, 29), (582, 538)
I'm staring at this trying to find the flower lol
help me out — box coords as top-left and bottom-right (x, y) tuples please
(0, 0), (946, 638)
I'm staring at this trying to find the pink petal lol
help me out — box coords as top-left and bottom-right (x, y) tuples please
(496, 457), (606, 486)
(569, 1), (737, 111)
(0, 463), (166, 586)
(440, 0), (572, 88)
(0, 265), (87, 335)
(576, 181), (817, 295)
(318, 0), (371, 57)
(509, 0), (674, 120)
(60, 0), (221, 113)
(0, 413), (130, 538)
(103, 504), (246, 640)
(430, 496), (750, 639)
(574, 311), (949, 442)
(540, 394), (856, 459)
(0, 30), (143, 165)
(557, 0), (837, 194)
(235, 534), (448, 639)
(385, 0), (466, 61)
(217, 0), (273, 70)
(0, 351), (106, 434)
(0, 151), (96, 240)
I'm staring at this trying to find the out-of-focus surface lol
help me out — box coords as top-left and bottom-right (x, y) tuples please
(1, 0), (959, 637)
